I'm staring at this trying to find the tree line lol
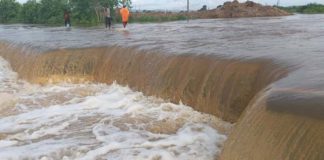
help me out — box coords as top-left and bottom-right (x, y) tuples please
(0, 0), (132, 25)
(279, 3), (324, 14)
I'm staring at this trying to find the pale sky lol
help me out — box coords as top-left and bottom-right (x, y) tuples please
(16, 0), (324, 10)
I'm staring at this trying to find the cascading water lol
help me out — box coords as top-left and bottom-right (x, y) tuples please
(1, 14), (324, 160)
(0, 57), (231, 159)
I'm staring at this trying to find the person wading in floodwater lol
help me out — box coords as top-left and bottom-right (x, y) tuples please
(104, 6), (112, 29)
(120, 5), (130, 28)
(64, 10), (71, 27)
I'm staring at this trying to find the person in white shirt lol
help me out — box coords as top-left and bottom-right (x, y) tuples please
(104, 7), (111, 29)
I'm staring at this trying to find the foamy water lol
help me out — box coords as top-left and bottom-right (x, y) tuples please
(0, 57), (231, 160)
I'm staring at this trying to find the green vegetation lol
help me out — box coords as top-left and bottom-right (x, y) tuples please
(20, 0), (40, 24)
(0, 0), (131, 25)
(0, 0), (20, 23)
(279, 3), (324, 14)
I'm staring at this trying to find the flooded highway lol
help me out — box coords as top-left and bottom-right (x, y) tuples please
(1, 14), (324, 89)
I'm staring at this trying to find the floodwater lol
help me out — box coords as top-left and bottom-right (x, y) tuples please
(0, 14), (324, 159)
(0, 56), (230, 159)
(1, 14), (324, 89)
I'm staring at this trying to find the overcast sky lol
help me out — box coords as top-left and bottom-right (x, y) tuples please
(16, 0), (324, 10)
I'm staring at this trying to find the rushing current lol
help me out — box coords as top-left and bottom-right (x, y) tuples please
(0, 14), (324, 160)
(1, 14), (324, 89)
(0, 56), (230, 160)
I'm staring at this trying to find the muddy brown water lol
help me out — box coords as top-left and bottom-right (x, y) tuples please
(0, 14), (324, 159)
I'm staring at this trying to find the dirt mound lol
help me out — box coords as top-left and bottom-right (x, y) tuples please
(131, 1), (291, 22)
(193, 0), (291, 18)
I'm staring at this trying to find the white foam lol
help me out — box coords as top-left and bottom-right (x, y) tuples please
(0, 57), (231, 160)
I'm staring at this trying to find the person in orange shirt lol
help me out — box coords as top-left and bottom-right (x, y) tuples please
(120, 5), (130, 28)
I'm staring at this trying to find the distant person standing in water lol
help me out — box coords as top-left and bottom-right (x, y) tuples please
(120, 5), (130, 28)
(104, 7), (112, 29)
(64, 10), (71, 27)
